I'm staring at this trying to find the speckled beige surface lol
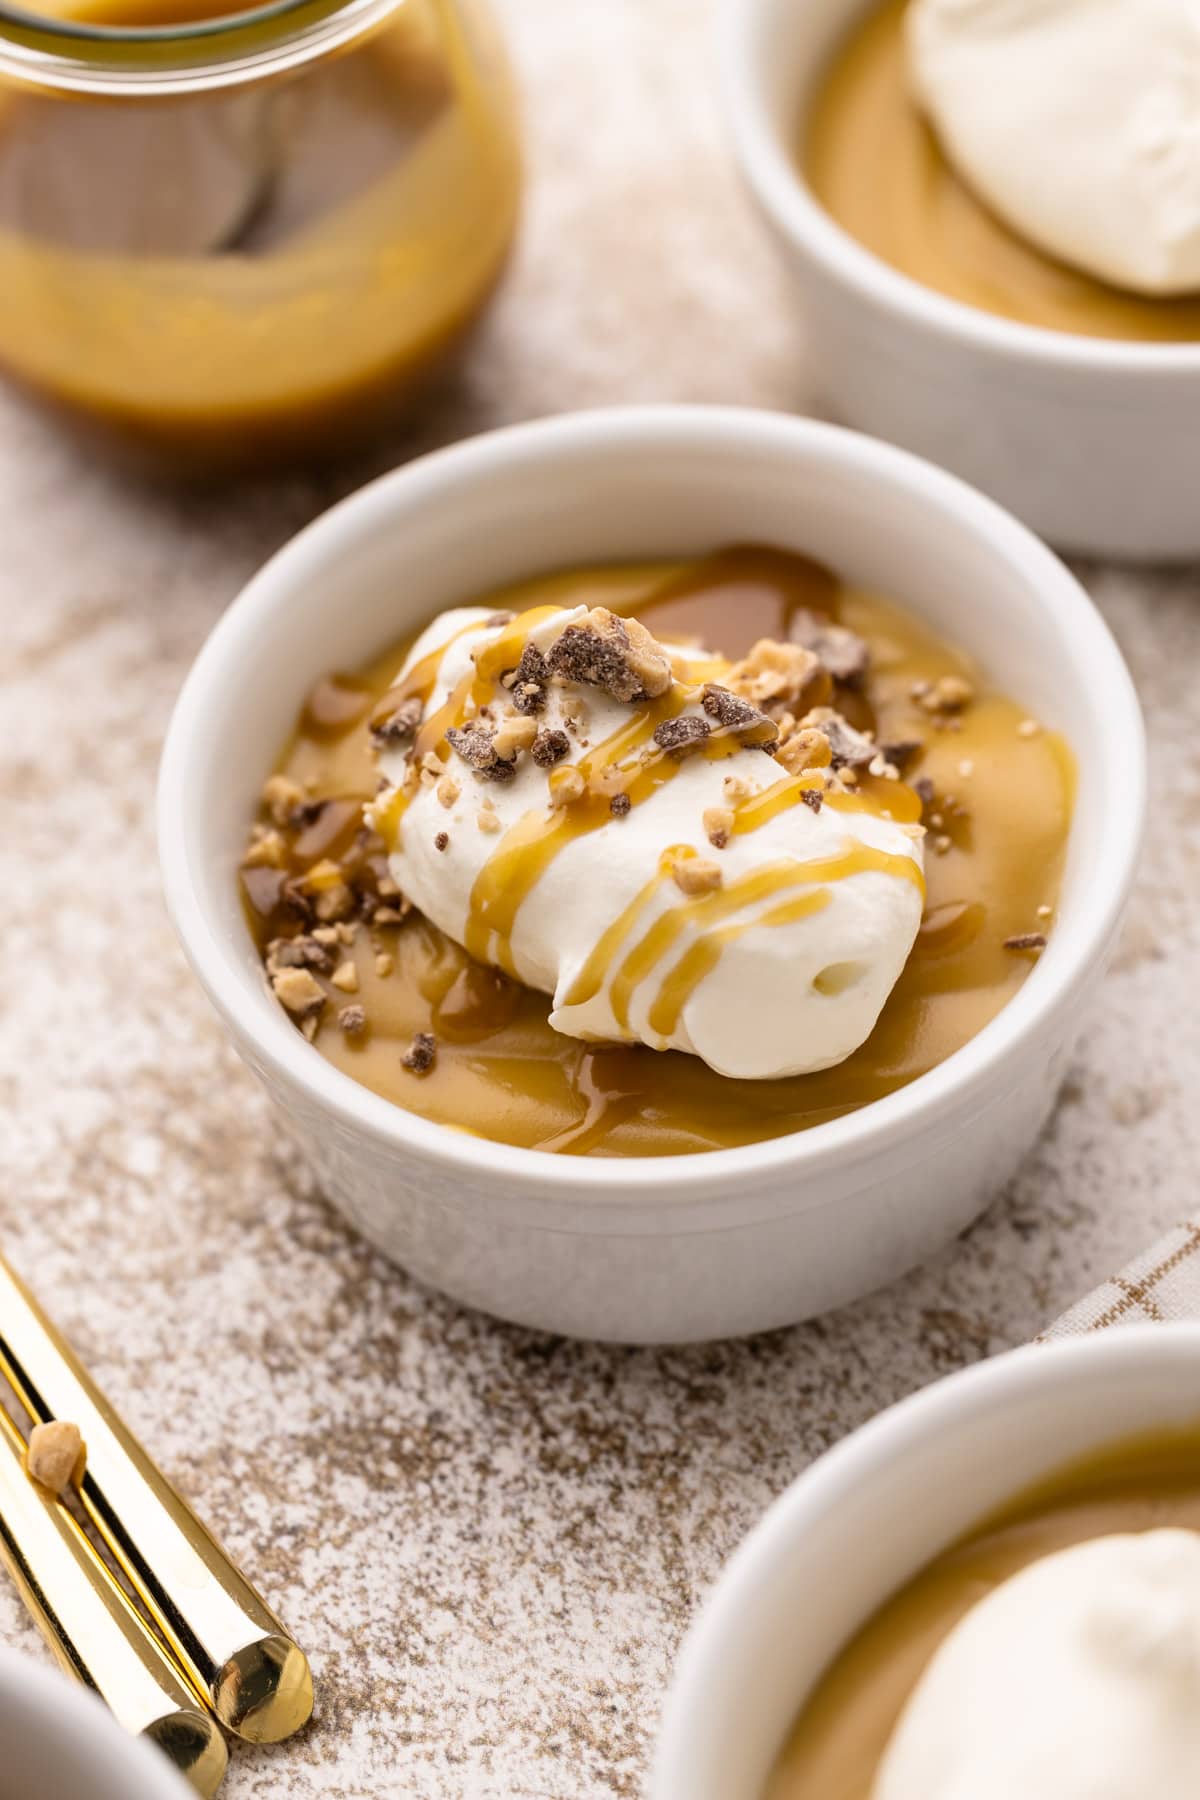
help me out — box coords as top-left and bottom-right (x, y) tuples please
(1, 1), (1197, 1794)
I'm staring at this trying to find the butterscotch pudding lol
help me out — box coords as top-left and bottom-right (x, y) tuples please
(806, 0), (1200, 341)
(240, 545), (1072, 1157)
(767, 1429), (1200, 1799)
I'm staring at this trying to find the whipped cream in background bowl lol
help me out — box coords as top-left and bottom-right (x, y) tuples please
(723, 0), (1200, 558)
(158, 407), (1142, 1342)
(654, 1324), (1200, 1800)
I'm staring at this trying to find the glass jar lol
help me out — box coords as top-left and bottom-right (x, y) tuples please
(0, 0), (520, 473)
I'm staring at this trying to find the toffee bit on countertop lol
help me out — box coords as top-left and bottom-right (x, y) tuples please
(672, 856), (723, 896)
(369, 692), (423, 749)
(1004, 932), (1048, 952)
(434, 831), (449, 852)
(548, 608), (672, 703)
(402, 1031), (437, 1075)
(26, 1420), (85, 1495)
(337, 1004), (367, 1037)
(531, 727), (571, 768)
(789, 609), (870, 687)
(609, 792), (632, 818)
(652, 715), (712, 757)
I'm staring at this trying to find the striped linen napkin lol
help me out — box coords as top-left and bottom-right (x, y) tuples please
(1042, 1220), (1200, 1338)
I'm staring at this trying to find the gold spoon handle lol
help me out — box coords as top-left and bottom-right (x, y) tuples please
(0, 1254), (312, 1743)
(0, 1406), (227, 1796)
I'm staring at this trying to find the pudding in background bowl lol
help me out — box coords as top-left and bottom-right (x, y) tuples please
(158, 408), (1142, 1341)
(722, 0), (1200, 557)
(653, 1326), (1200, 1799)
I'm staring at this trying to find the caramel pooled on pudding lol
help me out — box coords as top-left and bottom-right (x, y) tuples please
(240, 546), (1073, 1158)
(766, 1428), (1200, 1800)
(804, 0), (1200, 342)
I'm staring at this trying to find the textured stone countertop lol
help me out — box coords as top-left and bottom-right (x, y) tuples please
(2, 0), (1197, 1794)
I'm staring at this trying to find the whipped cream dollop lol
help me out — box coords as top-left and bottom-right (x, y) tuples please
(907, 0), (1200, 295)
(874, 1530), (1200, 1799)
(368, 603), (924, 1080)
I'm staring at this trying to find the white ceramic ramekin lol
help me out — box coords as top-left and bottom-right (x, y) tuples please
(722, 0), (1200, 560)
(653, 1323), (1200, 1797)
(158, 407), (1144, 1344)
(0, 1647), (191, 1800)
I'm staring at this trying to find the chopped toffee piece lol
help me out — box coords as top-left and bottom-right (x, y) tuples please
(434, 831), (449, 852)
(1004, 932), (1048, 952)
(547, 608), (672, 703)
(369, 692), (423, 748)
(776, 725), (833, 776)
(880, 739), (923, 772)
(801, 787), (823, 813)
(609, 792), (632, 818)
(820, 713), (878, 770)
(789, 609), (870, 687)
(701, 684), (778, 740)
(673, 856), (723, 896)
(445, 723), (517, 781)
(266, 934), (333, 974)
(531, 728), (571, 768)
(330, 960), (359, 993)
(725, 639), (829, 714)
(261, 773), (307, 828)
(652, 715), (712, 757)
(703, 804), (735, 848)
(477, 803), (502, 833)
(492, 714), (539, 759)
(338, 1004), (367, 1037)
(270, 966), (326, 1020)
(509, 641), (550, 715)
(402, 1031), (437, 1074)
(436, 774), (460, 809)
(26, 1420), (84, 1495)
(548, 766), (587, 808)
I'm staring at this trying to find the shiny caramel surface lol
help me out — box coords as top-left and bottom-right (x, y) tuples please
(245, 549), (1072, 1157)
(766, 1427), (1200, 1799)
(0, 0), (520, 471)
(804, 0), (1200, 342)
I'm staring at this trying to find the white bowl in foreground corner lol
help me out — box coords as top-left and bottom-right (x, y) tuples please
(653, 1324), (1200, 1797)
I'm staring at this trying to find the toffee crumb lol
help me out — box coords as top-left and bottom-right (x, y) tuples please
(509, 642), (549, 715)
(531, 728), (571, 768)
(789, 609), (870, 686)
(701, 684), (777, 739)
(434, 831), (449, 852)
(548, 609), (671, 703)
(609, 793), (632, 818)
(801, 788), (823, 813)
(369, 693), (423, 749)
(338, 1004), (367, 1037)
(402, 1031), (437, 1074)
(672, 856), (723, 896)
(26, 1420), (84, 1495)
(652, 715), (712, 757)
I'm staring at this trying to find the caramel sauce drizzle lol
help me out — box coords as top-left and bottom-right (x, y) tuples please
(647, 887), (834, 1039)
(608, 842), (923, 1033)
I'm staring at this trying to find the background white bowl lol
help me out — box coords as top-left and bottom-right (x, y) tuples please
(0, 1647), (193, 1800)
(158, 407), (1143, 1343)
(653, 1323), (1200, 1798)
(722, 0), (1200, 560)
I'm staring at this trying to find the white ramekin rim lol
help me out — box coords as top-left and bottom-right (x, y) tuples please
(719, 0), (1200, 377)
(653, 1322), (1200, 1791)
(158, 405), (1145, 1206)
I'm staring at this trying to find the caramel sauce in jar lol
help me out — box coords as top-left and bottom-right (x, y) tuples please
(767, 1427), (1200, 1799)
(0, 0), (520, 472)
(804, 0), (1200, 342)
(244, 547), (1073, 1157)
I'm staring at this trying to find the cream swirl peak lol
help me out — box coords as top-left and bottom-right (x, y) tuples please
(908, 0), (1200, 296)
(367, 603), (925, 1080)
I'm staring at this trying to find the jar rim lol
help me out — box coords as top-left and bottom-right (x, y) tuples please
(0, 0), (399, 91)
